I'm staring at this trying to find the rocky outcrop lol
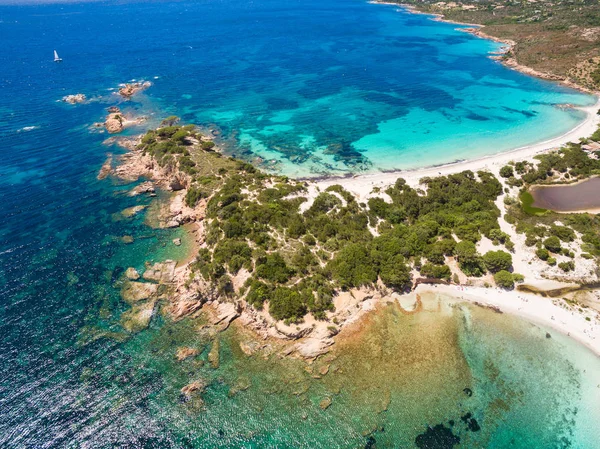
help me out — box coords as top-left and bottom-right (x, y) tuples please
(125, 267), (140, 280)
(62, 93), (86, 104)
(294, 337), (335, 359)
(120, 281), (158, 303)
(105, 109), (124, 133)
(180, 380), (206, 396)
(143, 260), (177, 284)
(129, 181), (156, 197)
(209, 302), (240, 331)
(118, 81), (151, 99)
(169, 294), (204, 321)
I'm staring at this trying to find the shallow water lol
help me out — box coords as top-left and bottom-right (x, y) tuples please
(1, 0), (600, 447)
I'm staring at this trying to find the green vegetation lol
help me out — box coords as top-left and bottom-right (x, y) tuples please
(519, 191), (547, 216)
(482, 250), (512, 273)
(140, 122), (600, 325)
(494, 270), (515, 289)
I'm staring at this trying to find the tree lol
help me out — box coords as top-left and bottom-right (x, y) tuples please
(494, 270), (514, 289)
(483, 250), (512, 273)
(535, 247), (550, 261)
(379, 254), (412, 291)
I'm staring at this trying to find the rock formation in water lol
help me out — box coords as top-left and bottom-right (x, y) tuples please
(62, 94), (87, 104)
(118, 81), (151, 99)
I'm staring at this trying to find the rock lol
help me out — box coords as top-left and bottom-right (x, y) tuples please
(210, 302), (240, 331)
(274, 324), (314, 340)
(107, 106), (120, 113)
(173, 238), (182, 246)
(319, 364), (330, 376)
(142, 260), (177, 283)
(120, 281), (158, 303)
(121, 205), (146, 218)
(128, 181), (155, 196)
(176, 346), (199, 361)
(169, 177), (185, 191)
(169, 299), (202, 321)
(121, 235), (134, 244)
(546, 332), (552, 339)
(295, 337), (334, 359)
(165, 218), (183, 228)
(125, 267), (140, 280)
(62, 94), (86, 104)
(118, 81), (151, 98)
(120, 300), (156, 332)
(319, 397), (332, 410)
(239, 341), (261, 356)
(105, 111), (124, 133)
(208, 338), (220, 369)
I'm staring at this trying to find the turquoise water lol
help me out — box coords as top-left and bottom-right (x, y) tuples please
(1, 0), (600, 447)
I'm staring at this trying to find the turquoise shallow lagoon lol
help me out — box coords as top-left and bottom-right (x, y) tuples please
(1, 0), (600, 447)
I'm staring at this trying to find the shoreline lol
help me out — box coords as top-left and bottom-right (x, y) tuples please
(315, 98), (600, 196)
(416, 284), (600, 357)
(381, 2), (596, 94)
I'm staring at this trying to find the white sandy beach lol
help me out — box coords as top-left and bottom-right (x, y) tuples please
(416, 284), (600, 357)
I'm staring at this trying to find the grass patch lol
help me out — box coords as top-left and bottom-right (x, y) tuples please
(519, 191), (547, 216)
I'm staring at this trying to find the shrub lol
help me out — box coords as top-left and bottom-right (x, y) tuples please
(512, 273), (525, 283)
(326, 243), (377, 289)
(245, 280), (273, 309)
(494, 270), (514, 289)
(379, 254), (412, 291)
(499, 165), (514, 178)
(550, 225), (576, 242)
(483, 250), (513, 273)
(201, 140), (216, 151)
(543, 236), (562, 253)
(268, 287), (308, 322)
(185, 187), (207, 208)
(536, 247), (550, 261)
(256, 253), (294, 283)
(558, 261), (575, 272)
(547, 257), (557, 266)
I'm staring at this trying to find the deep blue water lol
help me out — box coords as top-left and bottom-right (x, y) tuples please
(1, 0), (600, 447)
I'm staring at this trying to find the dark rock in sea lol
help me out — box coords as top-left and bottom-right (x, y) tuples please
(461, 412), (481, 432)
(364, 436), (376, 449)
(415, 424), (460, 448)
(463, 387), (473, 397)
(546, 332), (552, 339)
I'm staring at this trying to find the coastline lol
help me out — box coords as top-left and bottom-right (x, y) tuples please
(315, 98), (600, 196)
(382, 2), (597, 94)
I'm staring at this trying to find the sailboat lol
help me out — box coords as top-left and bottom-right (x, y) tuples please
(53, 50), (62, 62)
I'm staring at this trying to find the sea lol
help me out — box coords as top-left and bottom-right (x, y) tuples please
(1, 0), (599, 447)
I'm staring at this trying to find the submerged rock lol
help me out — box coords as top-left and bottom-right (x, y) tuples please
(415, 424), (460, 449)
(121, 235), (134, 244)
(121, 205), (147, 218)
(173, 238), (182, 246)
(176, 346), (199, 361)
(208, 338), (220, 369)
(319, 397), (332, 410)
(120, 299), (156, 333)
(97, 155), (113, 180)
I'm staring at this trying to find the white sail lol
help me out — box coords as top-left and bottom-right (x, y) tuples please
(54, 50), (62, 62)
